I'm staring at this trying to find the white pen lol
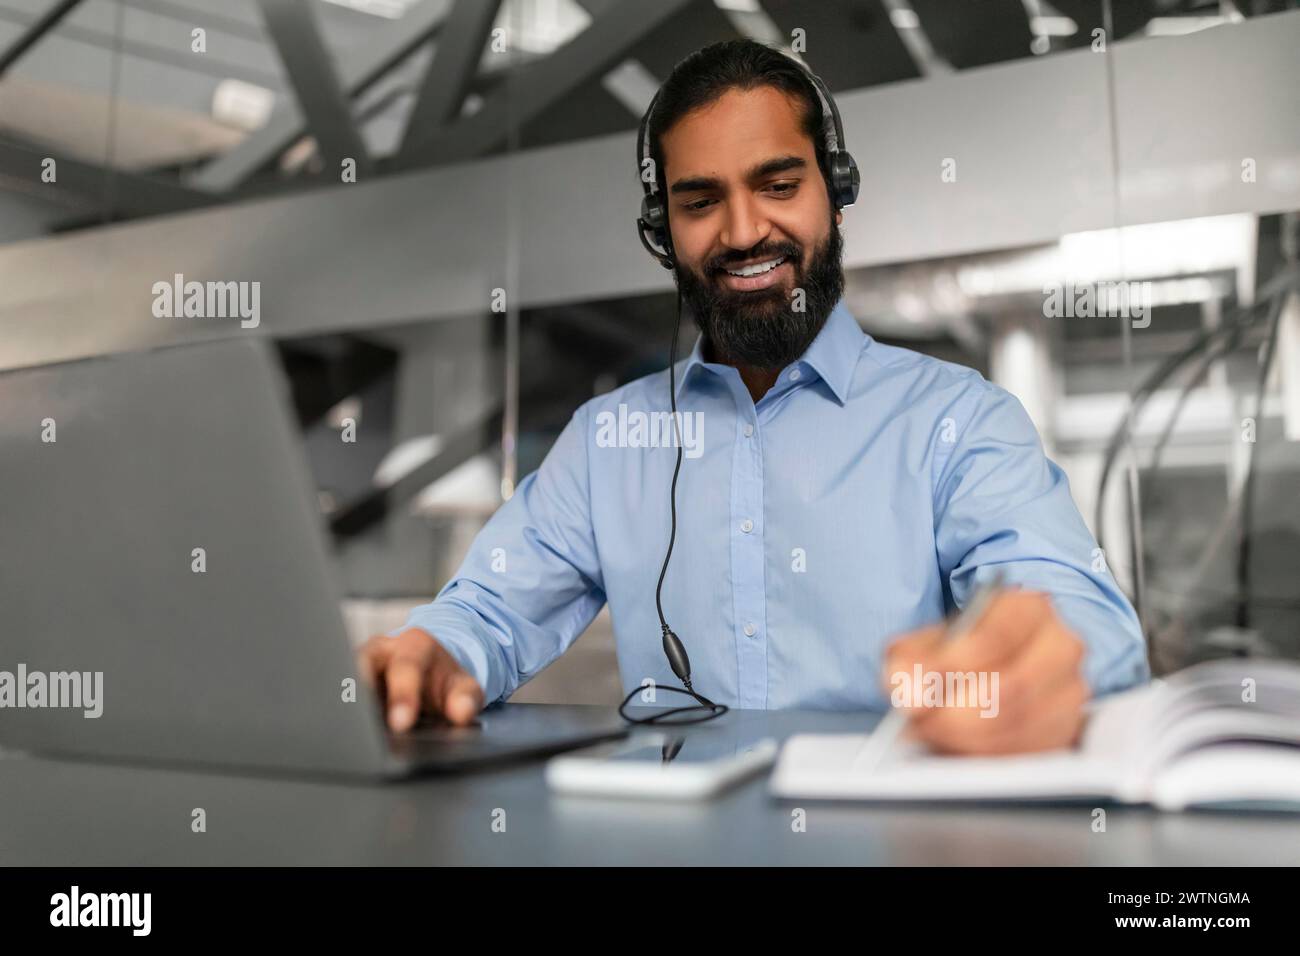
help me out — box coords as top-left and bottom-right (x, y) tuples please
(852, 569), (1009, 772)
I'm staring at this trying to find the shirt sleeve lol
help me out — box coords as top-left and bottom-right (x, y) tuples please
(931, 380), (1151, 697)
(397, 401), (606, 705)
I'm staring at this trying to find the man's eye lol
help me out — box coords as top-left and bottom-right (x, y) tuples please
(684, 199), (714, 212)
(768, 182), (798, 195)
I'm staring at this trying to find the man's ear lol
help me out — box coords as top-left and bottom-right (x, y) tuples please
(835, 209), (843, 227)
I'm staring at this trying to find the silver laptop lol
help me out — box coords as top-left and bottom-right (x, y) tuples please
(0, 339), (627, 779)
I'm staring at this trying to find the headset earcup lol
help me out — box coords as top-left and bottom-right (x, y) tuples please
(831, 151), (860, 209)
(638, 193), (674, 268)
(640, 193), (665, 231)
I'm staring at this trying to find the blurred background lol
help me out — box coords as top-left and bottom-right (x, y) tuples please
(1, 0), (1297, 703)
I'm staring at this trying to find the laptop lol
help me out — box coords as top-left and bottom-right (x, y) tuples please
(0, 338), (628, 779)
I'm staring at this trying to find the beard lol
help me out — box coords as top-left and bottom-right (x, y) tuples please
(674, 218), (845, 370)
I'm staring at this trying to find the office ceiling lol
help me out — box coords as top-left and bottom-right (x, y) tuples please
(0, 0), (1292, 235)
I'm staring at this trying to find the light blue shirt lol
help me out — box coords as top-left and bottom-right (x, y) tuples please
(403, 298), (1150, 710)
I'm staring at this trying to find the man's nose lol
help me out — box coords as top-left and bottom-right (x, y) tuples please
(720, 192), (770, 252)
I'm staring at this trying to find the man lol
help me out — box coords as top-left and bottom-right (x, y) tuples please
(360, 40), (1149, 754)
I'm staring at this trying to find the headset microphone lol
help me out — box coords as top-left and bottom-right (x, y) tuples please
(619, 53), (858, 726)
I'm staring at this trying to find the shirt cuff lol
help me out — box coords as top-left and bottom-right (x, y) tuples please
(1052, 596), (1151, 699)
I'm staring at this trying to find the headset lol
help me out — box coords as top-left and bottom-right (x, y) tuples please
(618, 54), (859, 726)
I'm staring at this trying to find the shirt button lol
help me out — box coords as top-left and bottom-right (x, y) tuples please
(789, 368), (802, 382)
(743, 424), (754, 438)
(743, 622), (757, 637)
(740, 518), (754, 534)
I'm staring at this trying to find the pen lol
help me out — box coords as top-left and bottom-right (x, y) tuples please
(852, 569), (1008, 772)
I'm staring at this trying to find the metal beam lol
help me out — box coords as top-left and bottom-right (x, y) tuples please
(256, 0), (371, 177)
(0, 0), (83, 79)
(391, 0), (693, 170)
(0, 3), (284, 88)
(121, 0), (266, 40)
(0, 137), (213, 218)
(3, 11), (1298, 373)
(330, 372), (572, 538)
(330, 400), (502, 538)
(399, 0), (503, 159)
(188, 0), (454, 192)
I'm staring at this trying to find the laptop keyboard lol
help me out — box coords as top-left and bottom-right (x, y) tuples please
(405, 713), (484, 740)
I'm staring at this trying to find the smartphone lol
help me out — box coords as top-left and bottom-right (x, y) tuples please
(545, 732), (779, 799)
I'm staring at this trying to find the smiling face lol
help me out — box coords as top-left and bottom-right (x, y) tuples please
(661, 84), (846, 369)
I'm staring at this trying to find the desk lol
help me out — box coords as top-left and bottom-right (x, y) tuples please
(0, 705), (1292, 865)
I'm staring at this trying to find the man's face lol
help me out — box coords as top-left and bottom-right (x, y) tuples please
(661, 85), (845, 369)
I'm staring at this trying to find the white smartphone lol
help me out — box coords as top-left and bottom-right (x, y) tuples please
(545, 732), (780, 799)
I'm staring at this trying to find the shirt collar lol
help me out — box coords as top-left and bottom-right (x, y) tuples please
(675, 297), (868, 406)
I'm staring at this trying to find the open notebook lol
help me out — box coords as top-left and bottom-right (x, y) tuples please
(769, 659), (1300, 811)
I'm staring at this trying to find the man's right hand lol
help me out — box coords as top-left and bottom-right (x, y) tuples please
(357, 628), (485, 732)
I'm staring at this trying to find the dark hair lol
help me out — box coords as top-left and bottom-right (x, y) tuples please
(646, 40), (831, 207)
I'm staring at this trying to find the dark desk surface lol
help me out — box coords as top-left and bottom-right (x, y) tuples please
(1, 705), (1294, 865)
